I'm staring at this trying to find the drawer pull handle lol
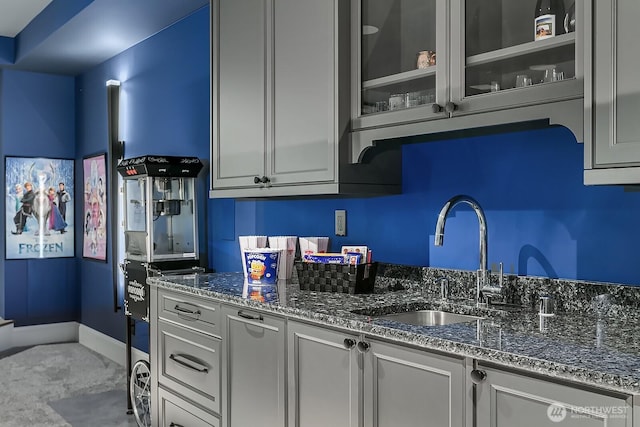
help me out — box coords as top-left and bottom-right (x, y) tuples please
(174, 304), (201, 316)
(237, 311), (264, 321)
(169, 423), (184, 427)
(169, 353), (209, 373)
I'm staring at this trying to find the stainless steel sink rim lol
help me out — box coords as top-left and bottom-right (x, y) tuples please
(375, 309), (482, 326)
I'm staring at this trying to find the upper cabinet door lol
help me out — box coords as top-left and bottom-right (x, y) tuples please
(212, 0), (267, 189)
(451, 0), (583, 116)
(591, 0), (640, 168)
(271, 0), (337, 185)
(352, 0), (448, 130)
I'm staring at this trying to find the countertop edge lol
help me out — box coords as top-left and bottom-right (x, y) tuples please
(149, 278), (640, 396)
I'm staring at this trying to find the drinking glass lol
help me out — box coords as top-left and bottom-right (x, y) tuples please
(516, 74), (532, 87)
(543, 68), (558, 83)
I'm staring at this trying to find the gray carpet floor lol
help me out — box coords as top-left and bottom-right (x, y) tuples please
(0, 342), (139, 427)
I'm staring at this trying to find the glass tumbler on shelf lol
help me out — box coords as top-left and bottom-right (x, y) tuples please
(389, 93), (406, 110)
(516, 74), (533, 88)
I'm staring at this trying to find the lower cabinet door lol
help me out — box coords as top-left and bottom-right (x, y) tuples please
(287, 321), (360, 427)
(475, 365), (632, 427)
(158, 387), (220, 427)
(363, 339), (466, 427)
(222, 306), (286, 427)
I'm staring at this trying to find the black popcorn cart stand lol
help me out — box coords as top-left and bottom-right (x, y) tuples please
(117, 155), (204, 427)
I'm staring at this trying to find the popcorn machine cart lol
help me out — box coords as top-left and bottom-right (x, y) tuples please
(117, 155), (204, 427)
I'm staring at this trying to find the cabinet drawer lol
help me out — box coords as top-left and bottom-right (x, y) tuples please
(159, 289), (221, 337)
(158, 387), (220, 427)
(158, 319), (221, 414)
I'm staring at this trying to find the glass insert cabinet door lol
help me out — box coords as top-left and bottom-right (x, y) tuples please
(453, 0), (582, 113)
(354, 0), (448, 128)
(353, 0), (583, 127)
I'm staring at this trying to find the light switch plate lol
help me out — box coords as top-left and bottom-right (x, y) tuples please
(335, 210), (346, 236)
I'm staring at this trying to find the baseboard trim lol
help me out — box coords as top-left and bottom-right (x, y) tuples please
(0, 321), (14, 353)
(78, 324), (148, 367)
(11, 321), (79, 349)
(0, 321), (148, 368)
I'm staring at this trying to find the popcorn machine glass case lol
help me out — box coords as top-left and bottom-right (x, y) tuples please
(123, 176), (198, 262)
(117, 155), (203, 320)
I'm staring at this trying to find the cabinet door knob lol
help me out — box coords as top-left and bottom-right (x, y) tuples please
(445, 102), (458, 113)
(470, 369), (487, 384)
(254, 176), (270, 184)
(357, 341), (370, 353)
(431, 103), (444, 113)
(343, 338), (356, 349)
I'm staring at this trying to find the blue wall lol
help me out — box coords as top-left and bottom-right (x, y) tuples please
(75, 7), (210, 347)
(4, 5), (640, 347)
(213, 126), (640, 286)
(0, 69), (77, 325)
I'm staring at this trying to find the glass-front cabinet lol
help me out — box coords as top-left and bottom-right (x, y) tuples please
(353, 0), (583, 130)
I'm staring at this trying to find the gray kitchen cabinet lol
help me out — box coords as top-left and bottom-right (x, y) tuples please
(363, 338), (466, 427)
(287, 321), (361, 427)
(211, 0), (400, 198)
(150, 286), (223, 426)
(221, 304), (286, 427)
(212, 0), (267, 190)
(158, 387), (221, 427)
(475, 364), (632, 427)
(583, 0), (640, 185)
(351, 0), (585, 161)
(287, 321), (466, 427)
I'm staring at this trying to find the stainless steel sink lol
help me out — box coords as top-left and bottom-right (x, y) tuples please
(376, 310), (481, 326)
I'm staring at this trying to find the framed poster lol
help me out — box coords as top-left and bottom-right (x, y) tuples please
(5, 156), (75, 259)
(82, 153), (107, 261)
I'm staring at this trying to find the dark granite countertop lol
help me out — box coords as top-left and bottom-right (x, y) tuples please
(149, 271), (640, 395)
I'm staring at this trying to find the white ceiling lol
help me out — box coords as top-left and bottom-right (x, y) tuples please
(0, 0), (52, 37)
(0, 0), (208, 75)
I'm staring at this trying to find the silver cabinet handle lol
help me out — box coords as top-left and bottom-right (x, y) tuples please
(253, 176), (270, 184)
(357, 341), (370, 353)
(432, 103), (444, 113)
(174, 304), (201, 316)
(169, 353), (209, 373)
(470, 369), (487, 384)
(343, 338), (356, 349)
(237, 310), (264, 322)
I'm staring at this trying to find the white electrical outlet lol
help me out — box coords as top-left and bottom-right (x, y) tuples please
(335, 210), (346, 236)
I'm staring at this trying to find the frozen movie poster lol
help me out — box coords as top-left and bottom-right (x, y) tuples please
(5, 156), (75, 259)
(82, 153), (107, 261)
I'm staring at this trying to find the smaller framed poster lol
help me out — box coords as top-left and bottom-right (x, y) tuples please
(82, 153), (107, 261)
(5, 156), (75, 259)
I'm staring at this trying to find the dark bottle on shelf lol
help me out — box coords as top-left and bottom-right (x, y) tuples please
(534, 0), (566, 41)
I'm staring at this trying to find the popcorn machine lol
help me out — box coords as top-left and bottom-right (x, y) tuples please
(117, 155), (204, 427)
(117, 155), (204, 320)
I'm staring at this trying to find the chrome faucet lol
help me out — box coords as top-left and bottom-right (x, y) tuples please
(434, 195), (496, 304)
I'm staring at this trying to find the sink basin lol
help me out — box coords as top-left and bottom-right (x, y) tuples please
(376, 310), (481, 326)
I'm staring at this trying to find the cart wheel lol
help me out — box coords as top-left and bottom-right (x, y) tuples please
(130, 359), (151, 427)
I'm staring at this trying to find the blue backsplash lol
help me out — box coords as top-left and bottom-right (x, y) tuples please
(209, 125), (640, 286)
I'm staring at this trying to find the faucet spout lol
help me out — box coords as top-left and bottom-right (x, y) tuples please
(434, 195), (488, 301)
